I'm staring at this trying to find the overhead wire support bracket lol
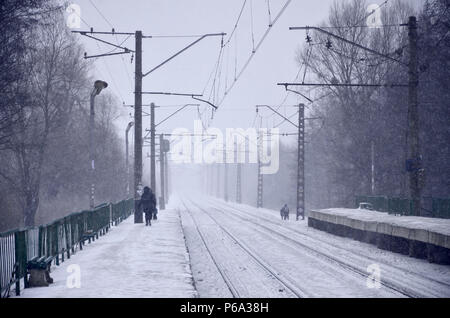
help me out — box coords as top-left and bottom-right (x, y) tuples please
(141, 92), (202, 97)
(72, 30), (134, 59)
(156, 104), (200, 128)
(256, 105), (298, 128)
(141, 92), (218, 110)
(289, 26), (407, 67)
(84, 51), (131, 59)
(77, 32), (135, 53)
(283, 86), (313, 103)
(72, 30), (135, 36)
(191, 96), (218, 110)
(142, 33), (227, 77)
(278, 82), (409, 88)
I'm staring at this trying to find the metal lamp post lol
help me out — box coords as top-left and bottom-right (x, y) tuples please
(89, 80), (108, 209)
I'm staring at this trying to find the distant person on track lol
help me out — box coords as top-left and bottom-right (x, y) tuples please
(280, 204), (289, 221)
(138, 186), (157, 226)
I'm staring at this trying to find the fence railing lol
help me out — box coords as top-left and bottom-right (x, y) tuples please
(0, 198), (134, 298)
(355, 196), (450, 219)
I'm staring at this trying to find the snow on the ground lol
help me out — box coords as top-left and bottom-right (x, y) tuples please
(178, 207), (234, 297)
(184, 198), (400, 298)
(204, 197), (450, 297)
(15, 194), (450, 298)
(15, 206), (197, 298)
(179, 197), (299, 298)
(318, 208), (450, 236)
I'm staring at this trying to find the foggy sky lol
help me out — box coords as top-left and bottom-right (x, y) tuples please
(68, 0), (425, 184)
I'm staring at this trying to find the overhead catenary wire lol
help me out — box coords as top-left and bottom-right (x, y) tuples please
(216, 0), (293, 109)
(97, 41), (125, 102)
(250, 0), (256, 52)
(72, 7), (125, 103)
(88, 0), (134, 92)
(223, 0), (248, 47)
(270, 63), (305, 118)
(195, 0), (293, 131)
(202, 44), (224, 96)
(266, 0), (272, 26)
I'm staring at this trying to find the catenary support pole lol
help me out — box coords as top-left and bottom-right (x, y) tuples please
(257, 131), (264, 208)
(151, 103), (156, 193)
(296, 104), (305, 221)
(159, 134), (165, 210)
(407, 16), (421, 216)
(164, 150), (169, 204)
(134, 30), (143, 223)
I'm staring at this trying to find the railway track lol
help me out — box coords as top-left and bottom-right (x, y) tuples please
(202, 198), (448, 298)
(181, 198), (309, 298)
(207, 198), (450, 297)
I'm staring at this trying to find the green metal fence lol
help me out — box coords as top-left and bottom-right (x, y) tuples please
(355, 196), (450, 219)
(0, 198), (134, 298)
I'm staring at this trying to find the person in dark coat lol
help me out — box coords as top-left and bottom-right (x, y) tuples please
(138, 186), (157, 226)
(280, 204), (289, 221)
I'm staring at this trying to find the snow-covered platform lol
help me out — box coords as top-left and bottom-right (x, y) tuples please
(308, 209), (450, 265)
(15, 208), (197, 298)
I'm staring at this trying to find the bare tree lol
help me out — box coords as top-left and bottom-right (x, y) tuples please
(0, 11), (89, 226)
(296, 0), (415, 207)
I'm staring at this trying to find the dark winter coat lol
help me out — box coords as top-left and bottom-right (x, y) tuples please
(280, 205), (289, 215)
(139, 188), (156, 213)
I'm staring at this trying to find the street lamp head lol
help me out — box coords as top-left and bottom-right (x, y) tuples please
(126, 121), (134, 133)
(93, 80), (108, 95)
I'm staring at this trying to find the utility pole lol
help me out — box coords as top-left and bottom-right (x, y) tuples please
(256, 104), (309, 221)
(164, 150), (169, 204)
(159, 134), (165, 210)
(257, 131), (264, 208)
(74, 30), (224, 218)
(133, 31), (143, 223)
(150, 103), (156, 193)
(125, 122), (134, 197)
(286, 20), (419, 215)
(407, 16), (421, 216)
(296, 104), (305, 221)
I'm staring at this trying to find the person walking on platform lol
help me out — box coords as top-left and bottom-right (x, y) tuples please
(138, 186), (157, 226)
(280, 204), (290, 221)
